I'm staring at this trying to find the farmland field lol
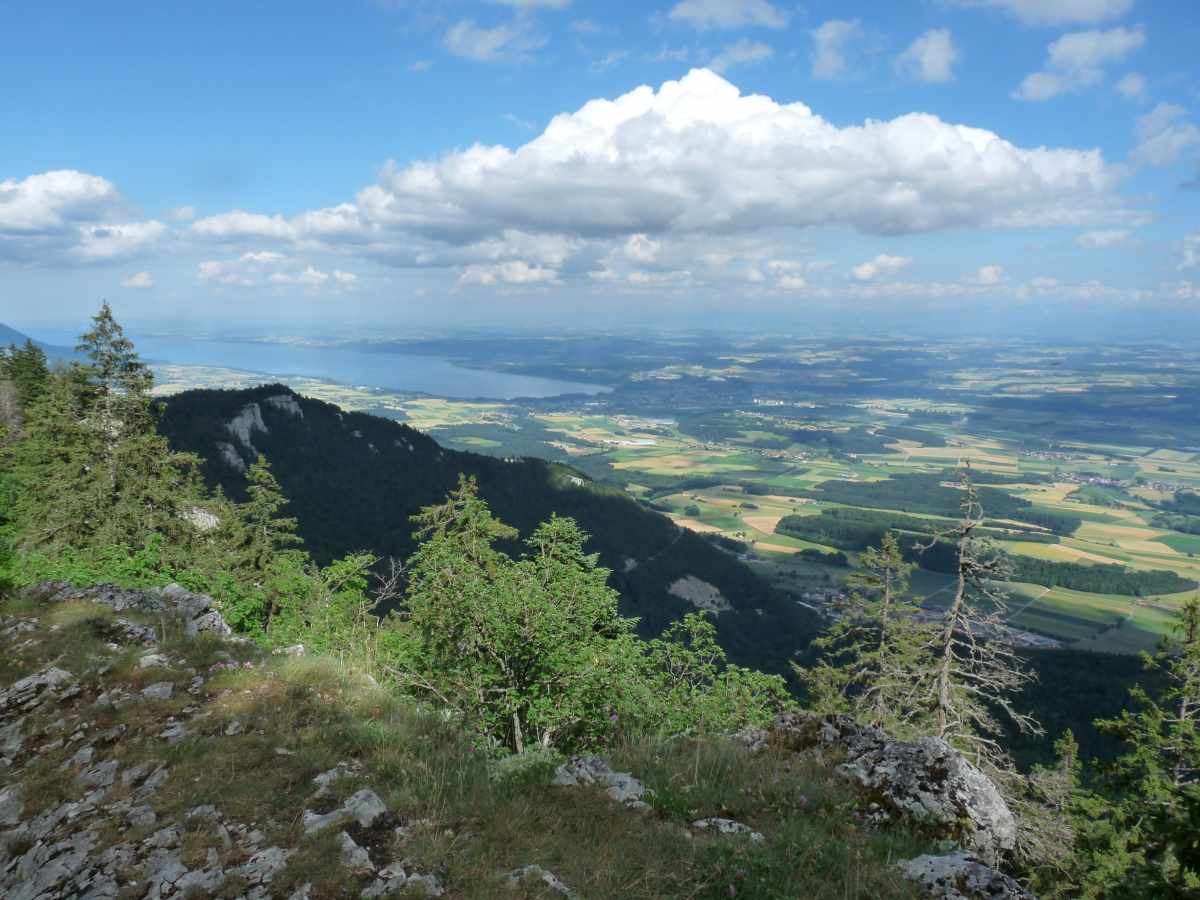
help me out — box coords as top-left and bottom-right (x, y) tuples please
(151, 333), (1200, 654)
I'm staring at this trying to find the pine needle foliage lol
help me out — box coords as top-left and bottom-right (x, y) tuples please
(799, 531), (935, 736)
(1069, 597), (1200, 897)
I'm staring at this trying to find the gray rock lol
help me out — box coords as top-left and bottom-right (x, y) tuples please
(338, 830), (375, 872)
(142, 681), (175, 700)
(148, 825), (180, 848)
(174, 865), (227, 895)
(264, 393), (305, 418)
(692, 817), (765, 842)
(767, 713), (1016, 861)
(0, 716), (24, 761)
(127, 804), (158, 828)
(27, 580), (233, 641)
(141, 848), (189, 900)
(159, 723), (189, 744)
(77, 759), (120, 788)
(224, 719), (244, 736)
(553, 755), (653, 809)
(0, 784), (23, 827)
(302, 787), (388, 834)
(96, 724), (127, 744)
(186, 804), (221, 821)
(362, 863), (409, 899)
(504, 864), (576, 897)
(312, 761), (359, 796)
(6, 828), (98, 900)
(0, 666), (75, 713)
(70, 745), (95, 767)
(139, 652), (170, 669)
(232, 846), (293, 885)
(897, 852), (1035, 899)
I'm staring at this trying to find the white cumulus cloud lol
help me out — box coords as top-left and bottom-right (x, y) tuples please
(668, 0), (788, 31)
(811, 20), (863, 80)
(710, 38), (773, 74)
(1078, 229), (1130, 247)
(444, 19), (544, 63)
(268, 266), (329, 287)
(1114, 72), (1145, 98)
(972, 264), (1007, 284)
(949, 0), (1134, 27)
(0, 170), (168, 265)
(73, 221), (168, 262)
(1180, 231), (1200, 270)
(896, 29), (961, 83)
(1013, 26), (1145, 101)
(1132, 103), (1200, 167)
(0, 170), (118, 232)
(459, 259), (558, 285)
(852, 254), (912, 281)
(121, 271), (154, 288)
(186, 69), (1129, 292)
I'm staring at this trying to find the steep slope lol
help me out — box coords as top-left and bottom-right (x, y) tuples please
(0, 582), (1028, 900)
(158, 385), (817, 673)
(0, 580), (960, 897)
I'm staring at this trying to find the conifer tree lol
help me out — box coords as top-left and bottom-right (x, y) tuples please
(1071, 597), (1200, 897)
(917, 466), (1041, 768)
(0, 340), (50, 413)
(233, 455), (303, 575)
(9, 304), (206, 574)
(800, 531), (935, 735)
(76, 301), (154, 494)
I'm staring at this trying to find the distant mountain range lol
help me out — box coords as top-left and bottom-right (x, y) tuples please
(159, 384), (818, 674)
(0, 322), (78, 361)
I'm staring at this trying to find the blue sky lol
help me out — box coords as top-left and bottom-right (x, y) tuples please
(2, 0), (1198, 335)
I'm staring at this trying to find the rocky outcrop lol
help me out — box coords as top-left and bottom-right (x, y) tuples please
(0, 586), (446, 899)
(667, 575), (732, 614)
(504, 864), (575, 897)
(216, 440), (247, 473)
(227, 401), (269, 453)
(692, 817), (764, 842)
(757, 713), (1017, 862)
(263, 393), (304, 419)
(24, 581), (233, 640)
(553, 755), (654, 810)
(898, 852), (1035, 899)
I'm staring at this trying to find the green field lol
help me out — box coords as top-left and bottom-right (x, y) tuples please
(151, 340), (1200, 655)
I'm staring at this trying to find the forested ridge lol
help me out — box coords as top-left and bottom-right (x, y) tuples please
(158, 384), (818, 672)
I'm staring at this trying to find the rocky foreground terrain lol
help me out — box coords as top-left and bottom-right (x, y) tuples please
(1, 582), (1033, 899)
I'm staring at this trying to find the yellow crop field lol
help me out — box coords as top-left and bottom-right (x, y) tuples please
(674, 517), (723, 533)
(743, 513), (785, 534)
(1003, 542), (1125, 565)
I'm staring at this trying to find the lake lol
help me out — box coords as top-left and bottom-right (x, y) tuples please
(41, 332), (610, 400)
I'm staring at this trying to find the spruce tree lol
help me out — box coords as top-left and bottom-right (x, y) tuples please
(232, 455), (303, 576)
(1072, 597), (1200, 897)
(0, 340), (50, 412)
(9, 304), (207, 576)
(800, 531), (935, 735)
